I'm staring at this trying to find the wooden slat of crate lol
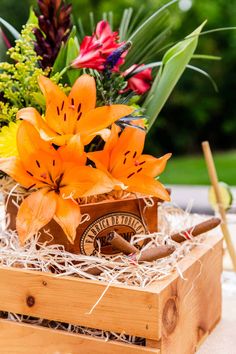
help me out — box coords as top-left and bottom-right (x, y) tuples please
(0, 319), (159, 354)
(0, 267), (160, 340)
(148, 232), (223, 353)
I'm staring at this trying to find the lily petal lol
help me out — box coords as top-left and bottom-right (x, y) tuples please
(38, 75), (68, 134)
(58, 134), (86, 165)
(60, 165), (114, 198)
(68, 74), (96, 115)
(119, 153), (172, 180)
(17, 107), (56, 139)
(87, 149), (110, 171)
(0, 157), (38, 188)
(136, 153), (172, 178)
(44, 134), (74, 146)
(110, 126), (145, 176)
(104, 124), (120, 151)
(76, 105), (134, 138)
(54, 195), (81, 244)
(120, 174), (170, 201)
(17, 122), (62, 184)
(16, 189), (57, 244)
(17, 121), (53, 158)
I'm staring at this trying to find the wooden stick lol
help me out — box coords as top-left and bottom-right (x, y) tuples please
(171, 217), (221, 243)
(202, 141), (236, 271)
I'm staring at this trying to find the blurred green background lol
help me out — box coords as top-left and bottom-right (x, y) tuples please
(1, 0), (236, 184)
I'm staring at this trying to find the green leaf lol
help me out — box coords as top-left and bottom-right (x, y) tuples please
(31, 92), (45, 107)
(144, 21), (207, 132)
(26, 6), (38, 25)
(108, 11), (113, 31)
(192, 54), (221, 61)
(119, 8), (133, 42)
(186, 64), (218, 92)
(66, 38), (79, 66)
(78, 18), (85, 36)
(125, 5), (145, 38)
(66, 37), (80, 85)
(51, 26), (77, 76)
(51, 42), (67, 75)
(102, 12), (108, 21)
(0, 17), (20, 40)
(89, 12), (95, 33)
(122, 1), (177, 69)
(128, 0), (176, 43)
(130, 61), (218, 92)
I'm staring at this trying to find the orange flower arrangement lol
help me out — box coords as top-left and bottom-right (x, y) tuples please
(0, 74), (171, 245)
(17, 74), (134, 145)
(0, 121), (114, 244)
(88, 125), (171, 201)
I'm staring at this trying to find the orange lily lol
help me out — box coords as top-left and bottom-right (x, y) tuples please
(17, 74), (134, 145)
(0, 121), (114, 244)
(88, 125), (171, 201)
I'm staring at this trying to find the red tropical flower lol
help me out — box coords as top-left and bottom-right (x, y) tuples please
(72, 20), (126, 71)
(123, 64), (153, 94)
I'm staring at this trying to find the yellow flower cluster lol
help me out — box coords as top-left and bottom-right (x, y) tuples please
(0, 24), (48, 115)
(0, 121), (19, 157)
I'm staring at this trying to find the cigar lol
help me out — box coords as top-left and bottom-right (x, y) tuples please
(108, 231), (175, 260)
(137, 245), (176, 262)
(85, 245), (175, 275)
(108, 231), (139, 255)
(171, 217), (221, 243)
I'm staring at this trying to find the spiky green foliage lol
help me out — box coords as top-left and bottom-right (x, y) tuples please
(89, 70), (128, 106)
(0, 23), (49, 126)
(120, 2), (175, 69)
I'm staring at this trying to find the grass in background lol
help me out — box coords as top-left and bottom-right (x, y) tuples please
(161, 151), (236, 185)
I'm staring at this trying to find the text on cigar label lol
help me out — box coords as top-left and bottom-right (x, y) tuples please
(80, 212), (146, 255)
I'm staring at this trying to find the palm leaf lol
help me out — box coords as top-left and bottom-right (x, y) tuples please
(89, 12), (95, 33)
(134, 26), (171, 64)
(125, 5), (145, 38)
(144, 21), (207, 132)
(108, 11), (113, 30)
(121, 0), (177, 69)
(119, 8), (133, 42)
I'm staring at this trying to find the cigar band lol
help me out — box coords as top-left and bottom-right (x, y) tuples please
(181, 231), (192, 240)
(128, 253), (139, 265)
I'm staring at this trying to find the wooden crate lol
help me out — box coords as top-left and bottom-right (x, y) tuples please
(0, 233), (222, 354)
(6, 196), (158, 255)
